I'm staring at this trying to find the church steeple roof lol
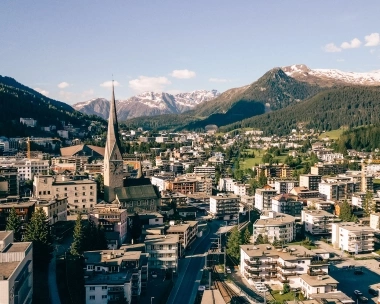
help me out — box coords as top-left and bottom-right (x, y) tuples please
(105, 81), (122, 155)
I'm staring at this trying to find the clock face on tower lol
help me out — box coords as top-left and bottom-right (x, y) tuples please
(110, 161), (122, 174)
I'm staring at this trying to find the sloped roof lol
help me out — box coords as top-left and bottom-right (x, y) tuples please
(60, 144), (105, 157)
(115, 185), (159, 201)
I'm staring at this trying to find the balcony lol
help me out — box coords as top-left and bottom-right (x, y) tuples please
(263, 261), (278, 265)
(307, 269), (326, 276)
(277, 263), (296, 269)
(278, 277), (290, 283)
(245, 266), (262, 274)
(245, 259), (261, 266)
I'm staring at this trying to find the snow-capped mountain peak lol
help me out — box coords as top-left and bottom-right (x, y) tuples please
(282, 64), (380, 86)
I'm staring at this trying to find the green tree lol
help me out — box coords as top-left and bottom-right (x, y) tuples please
(95, 225), (108, 250)
(263, 234), (269, 244)
(283, 283), (290, 294)
(241, 227), (251, 245)
(363, 191), (374, 217)
(70, 214), (85, 256)
(24, 207), (53, 268)
(226, 227), (242, 259)
(255, 234), (264, 245)
(339, 200), (354, 222)
(6, 207), (22, 241)
(130, 213), (142, 243)
(258, 171), (267, 187)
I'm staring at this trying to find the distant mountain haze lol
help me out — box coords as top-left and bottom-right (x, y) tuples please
(73, 90), (220, 120)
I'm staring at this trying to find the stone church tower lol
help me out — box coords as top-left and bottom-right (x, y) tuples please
(104, 83), (124, 202)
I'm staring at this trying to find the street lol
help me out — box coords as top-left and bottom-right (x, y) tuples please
(166, 220), (221, 304)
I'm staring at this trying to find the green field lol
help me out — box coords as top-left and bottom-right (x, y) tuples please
(240, 149), (288, 169)
(318, 128), (347, 140)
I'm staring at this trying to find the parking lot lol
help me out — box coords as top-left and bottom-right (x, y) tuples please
(329, 259), (380, 304)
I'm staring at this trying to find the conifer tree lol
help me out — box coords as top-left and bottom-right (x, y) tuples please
(6, 207), (22, 241)
(95, 224), (108, 250)
(70, 214), (85, 256)
(226, 227), (242, 259)
(339, 200), (354, 222)
(241, 227), (251, 245)
(24, 207), (53, 268)
(363, 191), (374, 217)
(255, 234), (264, 245)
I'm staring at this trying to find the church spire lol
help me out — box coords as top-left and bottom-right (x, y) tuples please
(104, 81), (123, 203)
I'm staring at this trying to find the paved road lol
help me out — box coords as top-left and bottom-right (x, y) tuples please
(167, 221), (220, 304)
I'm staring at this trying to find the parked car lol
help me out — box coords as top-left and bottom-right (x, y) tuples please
(226, 267), (232, 274)
(354, 290), (363, 296)
(368, 288), (379, 296)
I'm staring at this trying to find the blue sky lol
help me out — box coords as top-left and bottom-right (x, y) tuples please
(1, 1), (380, 104)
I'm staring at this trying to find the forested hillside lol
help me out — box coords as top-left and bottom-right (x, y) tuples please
(334, 125), (380, 153)
(220, 86), (380, 136)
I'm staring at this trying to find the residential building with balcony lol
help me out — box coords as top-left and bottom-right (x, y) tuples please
(0, 158), (49, 182)
(271, 194), (303, 217)
(240, 244), (329, 287)
(299, 174), (321, 191)
(89, 203), (128, 248)
(319, 179), (359, 201)
(166, 220), (198, 252)
(194, 165), (216, 178)
(274, 180), (299, 194)
(302, 210), (341, 235)
(306, 199), (334, 212)
(255, 187), (277, 211)
(218, 178), (235, 192)
(290, 187), (320, 201)
(0, 198), (35, 232)
(369, 213), (380, 230)
(253, 211), (296, 244)
(0, 167), (19, 196)
(144, 234), (179, 270)
(299, 274), (338, 298)
(33, 197), (68, 225)
(331, 222), (375, 253)
(0, 231), (33, 304)
(84, 249), (148, 303)
(210, 194), (240, 219)
(33, 175), (97, 212)
(310, 163), (346, 176)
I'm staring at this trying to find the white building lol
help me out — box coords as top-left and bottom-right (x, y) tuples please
(209, 194), (240, 219)
(218, 178), (235, 192)
(331, 222), (375, 253)
(253, 211), (296, 243)
(369, 213), (380, 230)
(299, 174), (321, 191)
(166, 221), (198, 253)
(144, 234), (179, 270)
(299, 274), (338, 298)
(33, 175), (97, 212)
(240, 244), (329, 287)
(254, 187), (277, 211)
(302, 210), (341, 235)
(194, 165), (216, 178)
(274, 180), (299, 194)
(233, 183), (247, 196)
(0, 231), (33, 304)
(34, 197), (68, 225)
(0, 158), (50, 182)
(20, 118), (37, 127)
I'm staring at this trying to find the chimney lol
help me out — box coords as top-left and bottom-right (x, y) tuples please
(317, 275), (322, 281)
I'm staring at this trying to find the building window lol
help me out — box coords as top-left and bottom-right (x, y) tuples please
(102, 286), (107, 290)
(102, 295), (107, 299)
(90, 295), (95, 300)
(90, 287), (95, 291)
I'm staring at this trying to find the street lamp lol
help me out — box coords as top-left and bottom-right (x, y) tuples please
(151, 297), (154, 304)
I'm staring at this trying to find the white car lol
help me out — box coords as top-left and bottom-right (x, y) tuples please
(198, 286), (206, 291)
(226, 267), (232, 273)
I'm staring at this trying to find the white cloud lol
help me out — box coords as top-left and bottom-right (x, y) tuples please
(209, 78), (229, 83)
(100, 80), (120, 88)
(129, 76), (171, 93)
(57, 82), (70, 89)
(364, 33), (380, 47)
(59, 89), (95, 104)
(323, 43), (341, 53)
(34, 88), (49, 96)
(341, 38), (361, 49)
(170, 69), (196, 79)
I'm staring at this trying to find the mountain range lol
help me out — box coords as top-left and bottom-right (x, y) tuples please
(73, 90), (220, 120)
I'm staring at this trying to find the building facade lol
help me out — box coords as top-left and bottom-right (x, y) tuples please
(209, 194), (240, 219)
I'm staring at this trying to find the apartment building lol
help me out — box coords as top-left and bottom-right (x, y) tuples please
(289, 187), (320, 201)
(338, 171), (374, 192)
(369, 213), (380, 230)
(166, 174), (212, 196)
(299, 174), (321, 191)
(33, 197), (68, 225)
(209, 194), (240, 219)
(166, 220), (198, 252)
(218, 178), (235, 192)
(302, 210), (341, 235)
(0, 198), (35, 231)
(255, 187), (277, 211)
(255, 164), (294, 179)
(0, 167), (19, 196)
(233, 183), (247, 196)
(144, 234), (179, 270)
(84, 249), (149, 303)
(0, 231), (33, 304)
(306, 198), (334, 212)
(310, 163), (346, 176)
(89, 204), (128, 247)
(274, 180), (299, 194)
(319, 180), (359, 201)
(271, 194), (303, 217)
(151, 176), (173, 192)
(194, 165), (216, 178)
(0, 158), (49, 182)
(240, 244), (329, 287)
(33, 175), (97, 212)
(299, 274), (338, 298)
(331, 222), (375, 253)
(253, 211), (296, 244)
